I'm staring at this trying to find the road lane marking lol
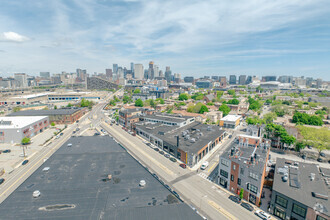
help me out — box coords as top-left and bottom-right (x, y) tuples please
(102, 123), (175, 176)
(207, 162), (217, 173)
(208, 200), (238, 220)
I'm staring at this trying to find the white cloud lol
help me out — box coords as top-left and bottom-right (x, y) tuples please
(0, 31), (29, 42)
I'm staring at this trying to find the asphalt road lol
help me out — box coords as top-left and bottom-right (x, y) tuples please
(100, 122), (259, 220)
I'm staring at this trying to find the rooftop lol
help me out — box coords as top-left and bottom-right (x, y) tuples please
(8, 108), (82, 116)
(220, 114), (241, 122)
(0, 116), (48, 129)
(273, 158), (329, 216)
(0, 136), (201, 220)
(142, 113), (193, 123)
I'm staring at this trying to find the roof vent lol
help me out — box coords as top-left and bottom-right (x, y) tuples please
(282, 175), (288, 182)
(310, 173), (315, 181)
(312, 192), (328, 200)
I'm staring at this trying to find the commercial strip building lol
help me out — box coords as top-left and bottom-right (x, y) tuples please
(218, 135), (271, 206)
(270, 158), (329, 220)
(0, 116), (49, 143)
(8, 108), (87, 124)
(0, 136), (201, 219)
(219, 115), (241, 129)
(136, 122), (226, 167)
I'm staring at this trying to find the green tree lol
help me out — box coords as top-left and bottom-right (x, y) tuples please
(179, 93), (189, 101)
(109, 100), (116, 106)
(199, 105), (209, 114)
(21, 137), (31, 145)
(54, 105), (57, 109)
(135, 99), (144, 107)
(246, 116), (264, 125)
(295, 142), (305, 152)
(219, 104), (231, 116)
(297, 126), (330, 153)
(227, 90), (235, 96)
(158, 98), (165, 104)
(216, 91), (224, 98)
(239, 188), (244, 200)
(150, 99), (156, 108)
(227, 98), (239, 105)
(13, 106), (21, 112)
(67, 103), (73, 107)
(265, 99), (272, 104)
(263, 112), (277, 124)
(133, 88), (141, 94)
(123, 95), (132, 104)
(50, 122), (55, 127)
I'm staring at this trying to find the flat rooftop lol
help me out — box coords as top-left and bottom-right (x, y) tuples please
(220, 114), (241, 122)
(0, 116), (48, 129)
(0, 136), (201, 220)
(273, 158), (329, 215)
(142, 113), (193, 123)
(8, 108), (82, 116)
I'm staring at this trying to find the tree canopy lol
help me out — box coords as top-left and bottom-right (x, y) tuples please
(133, 88), (141, 94)
(227, 98), (240, 105)
(178, 93), (189, 101)
(292, 112), (323, 126)
(21, 137), (31, 145)
(135, 99), (143, 107)
(297, 125), (330, 153)
(219, 104), (231, 116)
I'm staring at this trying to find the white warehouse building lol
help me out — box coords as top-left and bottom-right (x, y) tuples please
(0, 116), (49, 143)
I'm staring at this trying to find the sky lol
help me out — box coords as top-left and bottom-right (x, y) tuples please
(0, 0), (330, 80)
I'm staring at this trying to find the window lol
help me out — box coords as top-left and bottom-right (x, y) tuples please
(221, 159), (229, 167)
(249, 171), (259, 180)
(231, 175), (234, 182)
(248, 183), (258, 194)
(220, 169), (228, 178)
(292, 204), (306, 218)
(233, 164), (236, 170)
(316, 216), (327, 220)
(275, 195), (288, 208)
(238, 178), (241, 186)
(240, 168), (244, 175)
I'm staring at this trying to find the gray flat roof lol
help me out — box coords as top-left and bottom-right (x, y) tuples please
(142, 113), (193, 123)
(273, 158), (329, 215)
(8, 108), (82, 116)
(0, 136), (201, 220)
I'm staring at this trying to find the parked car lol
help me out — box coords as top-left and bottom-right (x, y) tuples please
(179, 163), (186, 169)
(172, 191), (180, 198)
(22, 160), (29, 165)
(170, 158), (177, 162)
(228, 195), (241, 204)
(153, 148), (159, 152)
(0, 178), (5, 185)
(164, 154), (170, 158)
(255, 210), (271, 219)
(200, 161), (209, 170)
(2, 149), (11, 153)
(67, 143), (72, 147)
(317, 158), (323, 162)
(320, 152), (326, 157)
(241, 202), (254, 211)
(33, 190), (41, 198)
(60, 133), (64, 136)
(159, 151), (164, 155)
(302, 154), (306, 160)
(94, 132), (101, 136)
(76, 128), (80, 131)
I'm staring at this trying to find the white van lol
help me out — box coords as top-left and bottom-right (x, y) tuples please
(200, 161), (209, 170)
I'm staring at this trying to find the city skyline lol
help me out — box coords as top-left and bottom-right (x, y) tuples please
(1, 1), (330, 80)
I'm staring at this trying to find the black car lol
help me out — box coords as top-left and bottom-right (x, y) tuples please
(241, 202), (254, 211)
(172, 191), (180, 198)
(94, 132), (101, 136)
(320, 152), (326, 157)
(170, 158), (177, 162)
(228, 195), (241, 204)
(22, 160), (29, 165)
(153, 148), (159, 152)
(0, 178), (4, 185)
(302, 154), (306, 160)
(317, 158), (323, 162)
(60, 133), (64, 136)
(159, 151), (165, 155)
(2, 149), (11, 153)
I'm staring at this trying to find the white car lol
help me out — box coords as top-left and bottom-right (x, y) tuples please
(42, 167), (50, 172)
(200, 161), (209, 170)
(33, 190), (41, 198)
(255, 210), (271, 220)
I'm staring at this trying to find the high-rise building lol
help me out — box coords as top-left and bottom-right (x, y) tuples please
(117, 67), (124, 79)
(306, 77), (313, 87)
(130, 62), (134, 73)
(147, 61), (154, 79)
(246, 76), (252, 84)
(316, 78), (323, 88)
(211, 76), (219, 81)
(113, 64), (118, 74)
(134, 64), (144, 80)
(219, 76), (227, 87)
(262, 76), (276, 82)
(14, 73), (28, 88)
(184, 76), (194, 83)
(40, 72), (50, 78)
(106, 69), (113, 78)
(229, 75), (236, 84)
(154, 65), (159, 78)
(159, 70), (164, 77)
(239, 75), (246, 85)
(278, 75), (293, 83)
(165, 66), (172, 83)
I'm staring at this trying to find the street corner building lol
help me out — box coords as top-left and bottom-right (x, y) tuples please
(136, 121), (226, 167)
(218, 134), (271, 207)
(0, 116), (49, 143)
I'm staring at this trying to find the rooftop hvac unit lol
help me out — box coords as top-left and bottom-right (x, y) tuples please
(190, 138), (196, 143)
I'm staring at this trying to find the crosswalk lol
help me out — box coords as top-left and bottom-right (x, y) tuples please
(198, 172), (213, 183)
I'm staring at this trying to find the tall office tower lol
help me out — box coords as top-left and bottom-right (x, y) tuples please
(144, 69), (148, 79)
(106, 69), (113, 78)
(219, 76), (227, 87)
(130, 62), (134, 73)
(306, 77), (313, 87)
(316, 78), (322, 88)
(229, 75), (237, 84)
(239, 75), (246, 85)
(134, 64), (144, 80)
(294, 77), (307, 87)
(14, 73), (28, 88)
(262, 76), (277, 82)
(278, 75), (293, 83)
(165, 66), (172, 82)
(246, 76), (252, 84)
(159, 70), (164, 77)
(148, 61), (154, 79)
(117, 67), (124, 79)
(154, 65), (159, 78)
(184, 76), (194, 83)
(113, 64), (118, 74)
(40, 72), (50, 78)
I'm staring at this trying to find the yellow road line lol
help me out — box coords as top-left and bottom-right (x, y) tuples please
(207, 162), (217, 173)
(208, 200), (238, 220)
(103, 123), (174, 176)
